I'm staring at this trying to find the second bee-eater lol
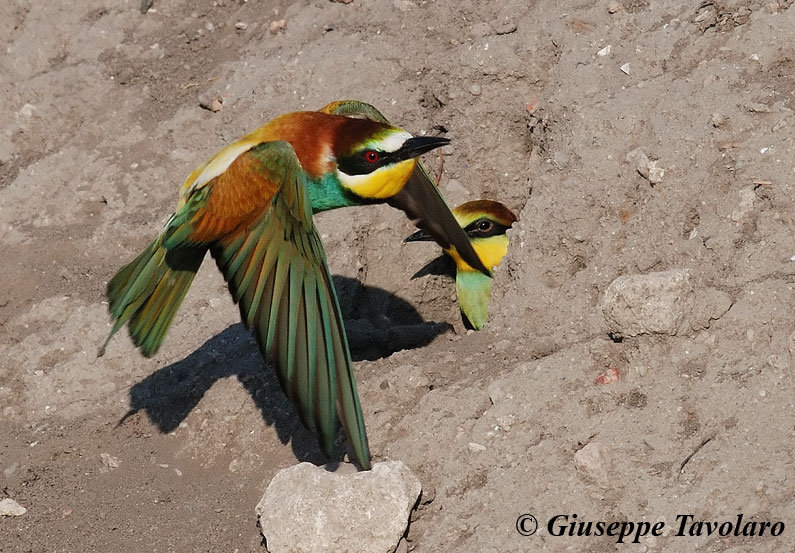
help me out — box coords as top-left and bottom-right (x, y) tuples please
(405, 200), (517, 330)
(102, 104), (488, 470)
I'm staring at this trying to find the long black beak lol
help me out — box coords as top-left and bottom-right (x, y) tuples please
(404, 228), (433, 243)
(396, 136), (451, 161)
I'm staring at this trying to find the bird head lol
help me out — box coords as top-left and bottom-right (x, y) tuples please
(405, 199), (517, 272)
(332, 119), (450, 201)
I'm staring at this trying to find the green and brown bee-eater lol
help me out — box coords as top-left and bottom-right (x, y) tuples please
(406, 200), (517, 330)
(101, 102), (489, 470)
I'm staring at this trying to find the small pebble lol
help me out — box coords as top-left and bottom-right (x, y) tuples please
(620, 63), (631, 74)
(647, 160), (665, 184)
(234, 21), (248, 31)
(596, 367), (620, 385)
(597, 45), (612, 57)
(746, 102), (771, 113)
(0, 498), (26, 517)
(269, 19), (286, 34)
(711, 112), (727, 128)
(607, 0), (621, 13)
(495, 23), (517, 35)
(469, 83), (482, 96)
(199, 95), (224, 112)
(18, 104), (35, 117)
(468, 442), (486, 452)
(100, 453), (120, 469)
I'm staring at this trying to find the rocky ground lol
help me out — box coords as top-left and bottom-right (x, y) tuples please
(3, 0), (795, 552)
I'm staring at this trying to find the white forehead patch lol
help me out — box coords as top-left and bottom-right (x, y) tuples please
(371, 130), (413, 153)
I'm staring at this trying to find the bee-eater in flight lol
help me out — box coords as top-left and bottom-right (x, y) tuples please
(101, 102), (490, 471)
(405, 200), (517, 331)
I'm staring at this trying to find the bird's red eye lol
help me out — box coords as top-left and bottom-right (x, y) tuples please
(365, 150), (380, 163)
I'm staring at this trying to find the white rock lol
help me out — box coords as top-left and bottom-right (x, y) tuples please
(599, 269), (694, 337)
(100, 453), (120, 470)
(257, 461), (421, 553)
(574, 442), (611, 487)
(646, 160), (665, 184)
(18, 103), (36, 117)
(0, 498), (27, 517)
(627, 147), (650, 171)
(626, 148), (664, 184)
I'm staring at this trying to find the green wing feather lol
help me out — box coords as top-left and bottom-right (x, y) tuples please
(103, 237), (206, 358)
(102, 185), (217, 357)
(209, 141), (371, 469)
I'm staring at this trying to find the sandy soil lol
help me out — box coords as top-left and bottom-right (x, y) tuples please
(3, 1), (795, 552)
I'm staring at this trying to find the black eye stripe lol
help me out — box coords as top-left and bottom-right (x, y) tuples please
(464, 219), (511, 238)
(337, 149), (397, 176)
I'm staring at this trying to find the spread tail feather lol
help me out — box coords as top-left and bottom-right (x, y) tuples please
(101, 239), (206, 357)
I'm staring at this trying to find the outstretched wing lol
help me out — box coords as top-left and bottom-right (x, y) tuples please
(319, 100), (491, 276)
(202, 140), (370, 469)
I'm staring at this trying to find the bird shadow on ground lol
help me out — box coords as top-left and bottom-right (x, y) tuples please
(121, 276), (452, 465)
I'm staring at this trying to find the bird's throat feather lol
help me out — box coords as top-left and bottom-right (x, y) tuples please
(338, 159), (416, 199)
(448, 235), (509, 273)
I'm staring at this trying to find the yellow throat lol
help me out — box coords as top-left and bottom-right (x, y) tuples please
(337, 158), (417, 199)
